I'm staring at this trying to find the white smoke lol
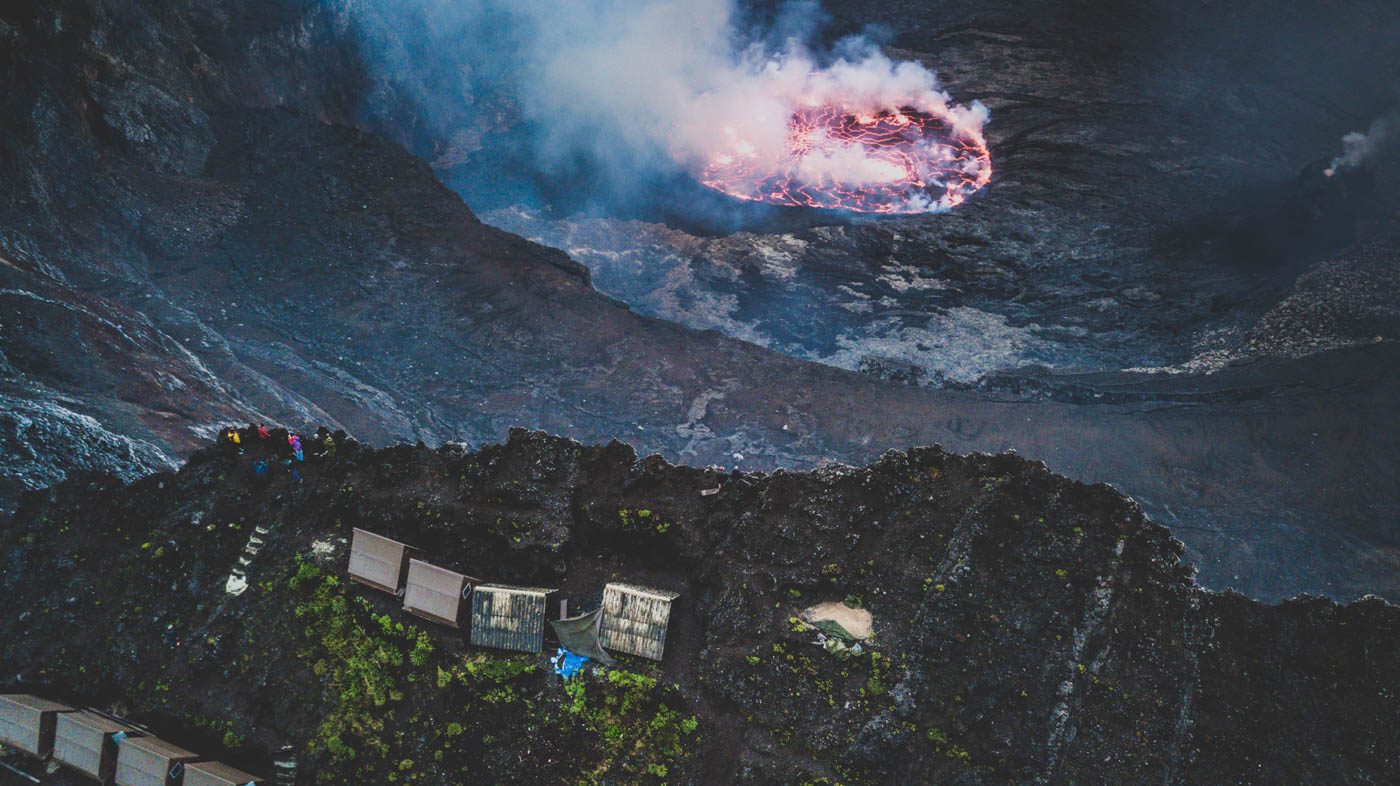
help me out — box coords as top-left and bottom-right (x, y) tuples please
(797, 144), (907, 184)
(1324, 113), (1397, 177)
(344, 0), (988, 206)
(673, 44), (988, 172)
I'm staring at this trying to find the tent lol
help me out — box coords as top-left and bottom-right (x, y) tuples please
(0, 694), (74, 757)
(53, 711), (139, 782)
(348, 528), (418, 595)
(115, 735), (200, 786)
(183, 760), (266, 786)
(548, 608), (615, 664)
(403, 559), (477, 629)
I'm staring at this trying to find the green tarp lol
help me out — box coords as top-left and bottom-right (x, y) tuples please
(810, 619), (859, 642)
(549, 608), (615, 664)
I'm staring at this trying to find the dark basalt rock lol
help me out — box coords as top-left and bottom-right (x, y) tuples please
(0, 430), (1396, 784)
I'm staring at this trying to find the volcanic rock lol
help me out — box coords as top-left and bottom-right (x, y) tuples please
(0, 430), (1396, 784)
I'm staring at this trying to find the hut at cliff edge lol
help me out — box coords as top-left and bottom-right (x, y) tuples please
(53, 711), (140, 782)
(403, 559), (479, 629)
(471, 584), (556, 653)
(348, 528), (418, 595)
(116, 734), (201, 786)
(599, 583), (679, 661)
(0, 694), (74, 757)
(184, 760), (267, 786)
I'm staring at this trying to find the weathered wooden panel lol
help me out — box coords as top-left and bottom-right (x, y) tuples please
(599, 583), (678, 661)
(470, 585), (551, 653)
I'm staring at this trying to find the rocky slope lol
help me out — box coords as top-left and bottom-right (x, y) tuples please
(0, 0), (1397, 606)
(1, 429), (1396, 784)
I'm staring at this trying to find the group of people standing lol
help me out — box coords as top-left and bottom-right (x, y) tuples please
(220, 424), (338, 483)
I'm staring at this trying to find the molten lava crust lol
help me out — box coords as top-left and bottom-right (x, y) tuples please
(701, 105), (992, 213)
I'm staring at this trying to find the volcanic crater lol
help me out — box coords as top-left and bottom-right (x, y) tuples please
(1, 0), (1398, 603)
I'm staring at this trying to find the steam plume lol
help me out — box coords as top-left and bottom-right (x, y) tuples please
(343, 0), (989, 213)
(1324, 112), (1397, 177)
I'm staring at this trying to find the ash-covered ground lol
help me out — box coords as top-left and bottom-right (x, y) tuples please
(0, 0), (1397, 605)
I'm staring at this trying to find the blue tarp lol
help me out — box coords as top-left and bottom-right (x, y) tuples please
(550, 647), (590, 679)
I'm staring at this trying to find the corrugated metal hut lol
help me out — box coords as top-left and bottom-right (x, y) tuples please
(403, 559), (479, 629)
(115, 735), (201, 786)
(184, 760), (266, 786)
(470, 584), (556, 653)
(599, 583), (680, 661)
(53, 711), (140, 782)
(348, 528), (418, 594)
(0, 694), (74, 757)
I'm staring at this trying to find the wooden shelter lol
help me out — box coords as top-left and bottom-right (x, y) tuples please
(115, 735), (201, 786)
(599, 583), (680, 661)
(184, 760), (266, 786)
(470, 584), (556, 653)
(348, 528), (418, 595)
(0, 694), (74, 757)
(402, 559), (479, 629)
(53, 711), (140, 782)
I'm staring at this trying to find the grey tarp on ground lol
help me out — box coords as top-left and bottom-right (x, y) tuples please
(549, 609), (615, 664)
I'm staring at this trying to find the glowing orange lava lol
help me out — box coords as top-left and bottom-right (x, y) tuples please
(700, 105), (991, 214)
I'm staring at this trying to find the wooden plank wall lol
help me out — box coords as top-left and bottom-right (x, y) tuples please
(470, 588), (547, 653)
